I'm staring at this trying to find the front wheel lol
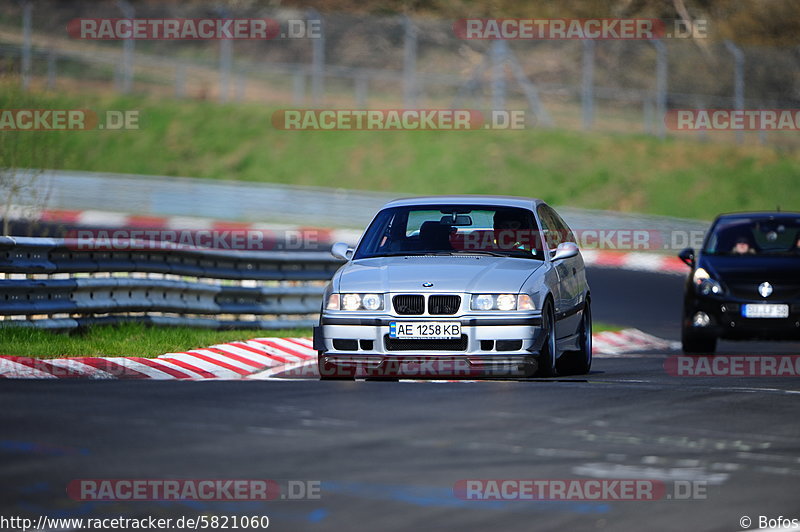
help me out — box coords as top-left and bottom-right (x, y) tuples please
(681, 325), (717, 355)
(557, 302), (592, 375)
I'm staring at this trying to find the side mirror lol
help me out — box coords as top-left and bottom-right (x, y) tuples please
(551, 242), (579, 261)
(331, 242), (354, 261)
(678, 247), (695, 268)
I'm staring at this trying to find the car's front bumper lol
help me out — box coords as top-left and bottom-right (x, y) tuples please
(685, 295), (800, 340)
(314, 313), (545, 378)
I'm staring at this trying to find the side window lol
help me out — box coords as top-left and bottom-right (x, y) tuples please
(552, 210), (576, 244)
(537, 205), (560, 250)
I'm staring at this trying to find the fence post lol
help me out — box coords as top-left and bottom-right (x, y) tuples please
(724, 40), (745, 144)
(116, 0), (135, 94)
(581, 39), (595, 130)
(218, 7), (233, 103)
(403, 16), (417, 108)
(292, 70), (306, 105)
(20, 0), (32, 90)
(490, 40), (507, 111)
(650, 39), (667, 138)
(309, 9), (325, 106)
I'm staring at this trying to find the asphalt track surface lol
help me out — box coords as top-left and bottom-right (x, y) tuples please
(2, 268), (800, 532)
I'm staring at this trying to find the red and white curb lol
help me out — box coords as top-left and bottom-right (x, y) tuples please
(580, 250), (686, 275)
(34, 208), (361, 247)
(0, 329), (677, 379)
(29, 208), (688, 276)
(0, 337), (316, 380)
(592, 328), (680, 357)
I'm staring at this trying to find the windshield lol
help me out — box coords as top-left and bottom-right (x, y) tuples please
(704, 217), (800, 256)
(354, 205), (545, 260)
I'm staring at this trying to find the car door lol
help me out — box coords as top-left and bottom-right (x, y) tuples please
(538, 205), (582, 339)
(537, 205), (569, 339)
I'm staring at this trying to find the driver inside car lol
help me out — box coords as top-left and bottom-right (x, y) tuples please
(493, 210), (534, 252)
(731, 235), (757, 255)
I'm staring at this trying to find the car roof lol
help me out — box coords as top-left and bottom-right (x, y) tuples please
(714, 211), (800, 222)
(380, 195), (544, 210)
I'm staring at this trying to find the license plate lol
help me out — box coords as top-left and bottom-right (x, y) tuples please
(742, 304), (789, 318)
(389, 321), (461, 339)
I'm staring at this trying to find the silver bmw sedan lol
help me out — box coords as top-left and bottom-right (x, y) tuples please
(313, 196), (592, 380)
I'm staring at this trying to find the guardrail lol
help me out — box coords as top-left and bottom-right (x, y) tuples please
(0, 236), (343, 330)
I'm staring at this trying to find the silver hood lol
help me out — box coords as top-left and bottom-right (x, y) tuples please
(335, 256), (543, 294)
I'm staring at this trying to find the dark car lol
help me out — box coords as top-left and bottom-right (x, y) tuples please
(678, 212), (800, 354)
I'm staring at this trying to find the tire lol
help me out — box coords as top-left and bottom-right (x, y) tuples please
(557, 301), (593, 376)
(535, 301), (557, 378)
(681, 326), (717, 355)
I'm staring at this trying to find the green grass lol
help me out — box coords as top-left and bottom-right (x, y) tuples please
(592, 323), (623, 334)
(0, 322), (621, 359)
(3, 85), (799, 221)
(0, 323), (312, 359)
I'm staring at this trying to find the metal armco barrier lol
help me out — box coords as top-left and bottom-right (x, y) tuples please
(0, 237), (343, 330)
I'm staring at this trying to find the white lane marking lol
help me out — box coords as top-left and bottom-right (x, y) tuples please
(572, 462), (729, 484)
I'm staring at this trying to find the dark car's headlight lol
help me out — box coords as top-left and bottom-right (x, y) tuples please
(326, 293), (384, 311)
(693, 268), (724, 296)
(470, 294), (535, 311)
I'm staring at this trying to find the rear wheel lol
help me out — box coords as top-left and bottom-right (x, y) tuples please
(535, 301), (557, 378)
(557, 301), (592, 375)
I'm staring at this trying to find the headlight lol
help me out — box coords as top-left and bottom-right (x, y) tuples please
(693, 268), (723, 295)
(470, 294), (536, 311)
(693, 268), (710, 284)
(327, 293), (384, 311)
(472, 294), (495, 311)
(496, 294), (516, 311)
(361, 293), (382, 310)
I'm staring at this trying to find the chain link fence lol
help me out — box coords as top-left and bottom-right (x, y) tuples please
(2, 1), (799, 145)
